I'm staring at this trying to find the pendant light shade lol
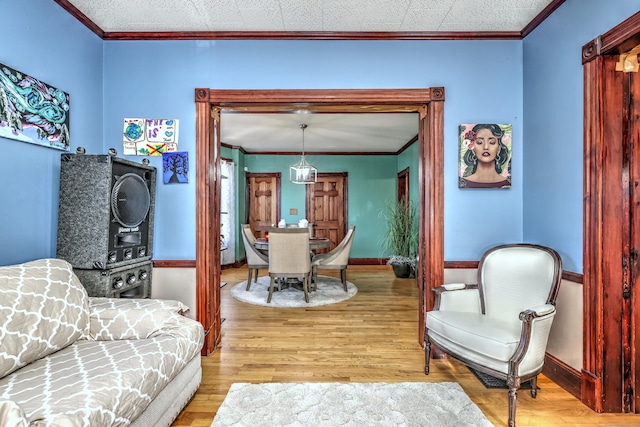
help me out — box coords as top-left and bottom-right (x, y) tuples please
(290, 124), (317, 184)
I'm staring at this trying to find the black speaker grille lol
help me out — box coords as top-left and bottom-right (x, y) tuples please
(111, 173), (151, 227)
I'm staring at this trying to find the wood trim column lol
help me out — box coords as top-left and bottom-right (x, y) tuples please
(418, 87), (445, 346)
(582, 53), (604, 412)
(195, 88), (221, 355)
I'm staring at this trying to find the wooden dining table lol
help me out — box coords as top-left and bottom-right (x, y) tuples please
(254, 236), (331, 252)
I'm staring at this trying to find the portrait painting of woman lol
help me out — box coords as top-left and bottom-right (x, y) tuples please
(458, 123), (512, 189)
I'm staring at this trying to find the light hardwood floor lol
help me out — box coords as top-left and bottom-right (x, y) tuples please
(172, 265), (640, 426)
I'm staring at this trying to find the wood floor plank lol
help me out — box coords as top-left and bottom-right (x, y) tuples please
(171, 266), (640, 426)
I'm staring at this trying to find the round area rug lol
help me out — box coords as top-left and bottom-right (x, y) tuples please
(230, 275), (357, 308)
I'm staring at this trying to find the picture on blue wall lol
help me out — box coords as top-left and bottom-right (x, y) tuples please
(458, 123), (512, 189)
(0, 62), (70, 151)
(162, 151), (189, 184)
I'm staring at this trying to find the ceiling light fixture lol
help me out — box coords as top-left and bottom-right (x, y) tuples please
(290, 124), (317, 185)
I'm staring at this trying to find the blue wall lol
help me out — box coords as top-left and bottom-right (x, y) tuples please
(0, 0), (103, 265)
(2, 0), (639, 273)
(522, 0), (640, 272)
(102, 38), (525, 262)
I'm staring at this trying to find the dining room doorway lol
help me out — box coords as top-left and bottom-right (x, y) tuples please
(194, 87), (445, 355)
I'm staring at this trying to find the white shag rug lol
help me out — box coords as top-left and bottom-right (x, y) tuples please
(211, 382), (493, 427)
(229, 275), (357, 307)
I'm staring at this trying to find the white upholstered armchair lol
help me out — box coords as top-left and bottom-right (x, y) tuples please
(424, 243), (562, 427)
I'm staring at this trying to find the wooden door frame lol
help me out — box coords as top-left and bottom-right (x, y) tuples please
(582, 10), (640, 413)
(306, 172), (348, 249)
(195, 87), (445, 355)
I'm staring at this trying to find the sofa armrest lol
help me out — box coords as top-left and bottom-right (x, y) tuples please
(88, 297), (190, 315)
(87, 298), (194, 341)
(433, 284), (481, 312)
(0, 400), (28, 427)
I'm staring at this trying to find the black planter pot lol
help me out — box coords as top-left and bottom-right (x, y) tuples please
(391, 262), (412, 278)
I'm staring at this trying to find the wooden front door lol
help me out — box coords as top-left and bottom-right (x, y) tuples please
(306, 173), (347, 253)
(246, 173), (280, 238)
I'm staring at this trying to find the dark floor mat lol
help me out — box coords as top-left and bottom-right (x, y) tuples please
(468, 367), (534, 390)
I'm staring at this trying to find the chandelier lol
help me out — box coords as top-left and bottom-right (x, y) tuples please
(289, 124), (317, 184)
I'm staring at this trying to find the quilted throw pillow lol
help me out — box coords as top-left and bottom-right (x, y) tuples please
(0, 259), (89, 379)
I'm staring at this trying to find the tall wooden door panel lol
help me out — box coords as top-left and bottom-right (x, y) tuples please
(246, 173), (280, 239)
(306, 173), (347, 253)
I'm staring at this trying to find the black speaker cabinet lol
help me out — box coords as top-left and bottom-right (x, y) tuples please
(73, 261), (152, 298)
(57, 154), (156, 269)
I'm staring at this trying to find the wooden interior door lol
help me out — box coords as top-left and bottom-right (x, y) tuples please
(398, 167), (409, 206)
(246, 173), (280, 238)
(306, 173), (347, 253)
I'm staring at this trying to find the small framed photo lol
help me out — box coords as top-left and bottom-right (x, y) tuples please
(458, 123), (512, 189)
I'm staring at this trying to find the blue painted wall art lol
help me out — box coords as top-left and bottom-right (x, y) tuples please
(162, 151), (189, 184)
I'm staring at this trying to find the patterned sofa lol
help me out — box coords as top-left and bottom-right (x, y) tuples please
(0, 258), (204, 426)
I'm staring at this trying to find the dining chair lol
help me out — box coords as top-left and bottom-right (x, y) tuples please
(267, 227), (311, 303)
(241, 224), (269, 290)
(424, 243), (562, 427)
(311, 225), (356, 291)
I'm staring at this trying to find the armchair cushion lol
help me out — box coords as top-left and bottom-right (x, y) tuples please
(427, 311), (521, 365)
(436, 287), (482, 313)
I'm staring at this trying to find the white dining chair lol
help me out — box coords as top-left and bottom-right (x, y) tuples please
(267, 228), (311, 303)
(241, 224), (268, 290)
(311, 225), (356, 291)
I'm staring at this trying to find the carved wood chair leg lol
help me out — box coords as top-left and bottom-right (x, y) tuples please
(254, 268), (259, 282)
(341, 268), (347, 291)
(424, 334), (432, 375)
(267, 276), (275, 303)
(508, 387), (517, 427)
(530, 376), (538, 398)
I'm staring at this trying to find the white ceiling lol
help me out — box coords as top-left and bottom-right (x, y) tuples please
(221, 112), (420, 153)
(62, 0), (555, 153)
(65, 0), (554, 33)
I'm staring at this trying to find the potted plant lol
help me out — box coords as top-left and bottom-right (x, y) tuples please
(379, 199), (418, 278)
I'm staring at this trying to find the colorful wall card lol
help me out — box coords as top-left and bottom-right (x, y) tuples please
(0, 62), (70, 151)
(162, 151), (189, 184)
(145, 119), (178, 143)
(123, 118), (146, 143)
(123, 118), (179, 156)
